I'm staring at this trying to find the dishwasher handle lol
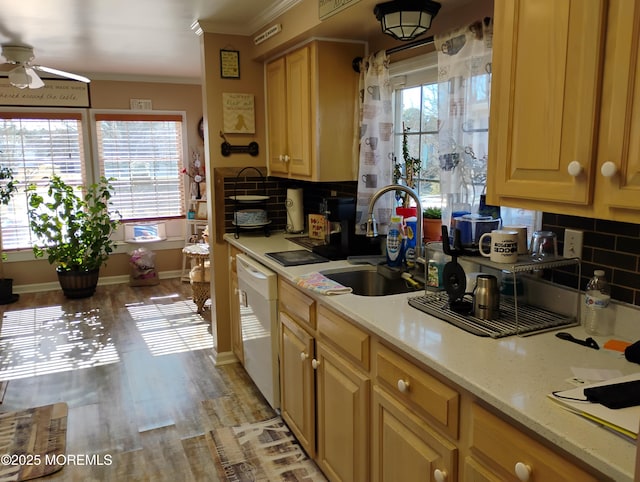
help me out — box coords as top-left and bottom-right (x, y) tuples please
(238, 258), (268, 280)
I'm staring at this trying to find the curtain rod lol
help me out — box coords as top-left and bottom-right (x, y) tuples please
(352, 35), (434, 73)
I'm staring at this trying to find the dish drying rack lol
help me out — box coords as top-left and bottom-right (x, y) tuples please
(411, 245), (582, 338)
(230, 167), (271, 239)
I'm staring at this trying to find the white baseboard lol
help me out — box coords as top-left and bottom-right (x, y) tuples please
(13, 269), (185, 294)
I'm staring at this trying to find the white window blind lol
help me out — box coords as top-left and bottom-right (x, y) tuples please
(95, 113), (185, 220)
(0, 112), (85, 250)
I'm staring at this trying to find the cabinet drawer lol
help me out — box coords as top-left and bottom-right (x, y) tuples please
(278, 278), (315, 330)
(375, 343), (459, 439)
(470, 403), (599, 481)
(317, 304), (370, 371)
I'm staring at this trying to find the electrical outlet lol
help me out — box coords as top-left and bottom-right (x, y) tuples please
(564, 228), (584, 259)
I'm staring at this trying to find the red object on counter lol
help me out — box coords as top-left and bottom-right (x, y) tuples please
(396, 207), (417, 218)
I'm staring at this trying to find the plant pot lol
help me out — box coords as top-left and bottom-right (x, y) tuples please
(0, 278), (19, 304)
(423, 218), (443, 243)
(56, 268), (100, 299)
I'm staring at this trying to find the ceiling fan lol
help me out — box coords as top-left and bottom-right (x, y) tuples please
(1, 43), (90, 89)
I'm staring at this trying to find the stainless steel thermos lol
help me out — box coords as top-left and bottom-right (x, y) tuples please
(473, 274), (500, 320)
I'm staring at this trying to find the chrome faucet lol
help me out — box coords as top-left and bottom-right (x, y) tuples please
(366, 184), (424, 265)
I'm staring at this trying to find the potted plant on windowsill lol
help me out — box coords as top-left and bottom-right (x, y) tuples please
(423, 206), (443, 243)
(0, 166), (19, 304)
(27, 176), (121, 299)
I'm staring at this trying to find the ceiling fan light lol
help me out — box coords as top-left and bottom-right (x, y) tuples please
(374, 0), (442, 41)
(8, 65), (31, 89)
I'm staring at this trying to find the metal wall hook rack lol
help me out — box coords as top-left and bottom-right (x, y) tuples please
(219, 131), (259, 157)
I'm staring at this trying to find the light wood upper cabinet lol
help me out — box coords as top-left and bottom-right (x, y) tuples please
(488, 0), (640, 222)
(593, 0), (640, 216)
(265, 40), (363, 181)
(488, 0), (605, 205)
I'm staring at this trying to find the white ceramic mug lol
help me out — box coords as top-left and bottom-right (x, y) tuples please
(503, 225), (528, 255)
(479, 229), (519, 263)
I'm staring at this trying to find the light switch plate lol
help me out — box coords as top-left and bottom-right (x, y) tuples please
(564, 228), (584, 258)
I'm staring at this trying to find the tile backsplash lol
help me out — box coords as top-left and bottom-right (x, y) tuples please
(221, 168), (357, 235)
(220, 171), (640, 307)
(542, 213), (640, 306)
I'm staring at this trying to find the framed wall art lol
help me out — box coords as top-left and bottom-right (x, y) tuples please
(220, 50), (240, 79)
(222, 93), (255, 134)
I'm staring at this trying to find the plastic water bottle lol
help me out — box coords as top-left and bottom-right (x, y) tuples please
(584, 270), (613, 336)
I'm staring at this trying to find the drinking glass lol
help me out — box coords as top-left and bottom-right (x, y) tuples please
(530, 231), (558, 261)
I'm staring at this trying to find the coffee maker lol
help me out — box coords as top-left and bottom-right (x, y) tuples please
(312, 197), (356, 260)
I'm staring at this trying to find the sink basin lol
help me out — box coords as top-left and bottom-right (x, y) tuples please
(321, 267), (421, 296)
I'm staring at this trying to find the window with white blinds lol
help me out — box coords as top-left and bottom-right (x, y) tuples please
(0, 112), (86, 250)
(95, 113), (185, 220)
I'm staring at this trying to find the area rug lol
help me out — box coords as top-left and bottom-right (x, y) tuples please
(0, 402), (67, 481)
(208, 416), (327, 481)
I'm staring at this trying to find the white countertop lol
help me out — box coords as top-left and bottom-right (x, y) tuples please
(225, 231), (638, 481)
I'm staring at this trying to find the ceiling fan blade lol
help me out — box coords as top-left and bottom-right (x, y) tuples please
(24, 66), (45, 89)
(33, 65), (90, 83)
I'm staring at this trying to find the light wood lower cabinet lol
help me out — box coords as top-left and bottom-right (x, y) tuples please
(316, 342), (369, 482)
(278, 279), (370, 481)
(279, 310), (316, 457)
(468, 403), (599, 481)
(372, 385), (457, 482)
(275, 278), (607, 482)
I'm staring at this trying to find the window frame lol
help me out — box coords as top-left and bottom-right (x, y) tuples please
(90, 109), (189, 222)
(0, 107), (190, 257)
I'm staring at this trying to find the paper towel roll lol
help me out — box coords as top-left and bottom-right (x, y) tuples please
(286, 188), (304, 233)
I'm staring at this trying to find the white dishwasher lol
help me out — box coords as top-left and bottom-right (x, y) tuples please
(236, 254), (280, 409)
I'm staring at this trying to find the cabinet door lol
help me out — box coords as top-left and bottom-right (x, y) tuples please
(285, 45), (313, 178)
(596, 0), (640, 214)
(316, 342), (369, 482)
(488, 0), (606, 205)
(266, 57), (289, 177)
(279, 311), (315, 457)
(371, 386), (457, 482)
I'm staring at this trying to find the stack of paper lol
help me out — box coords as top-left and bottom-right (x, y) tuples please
(548, 373), (640, 441)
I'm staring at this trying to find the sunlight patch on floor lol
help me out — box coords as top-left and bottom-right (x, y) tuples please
(128, 299), (213, 356)
(0, 306), (120, 381)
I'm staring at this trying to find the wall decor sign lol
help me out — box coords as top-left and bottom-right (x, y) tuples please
(220, 50), (240, 79)
(0, 78), (90, 107)
(319, 0), (361, 20)
(222, 93), (255, 134)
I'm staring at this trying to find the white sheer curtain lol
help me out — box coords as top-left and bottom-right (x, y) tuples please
(355, 51), (394, 235)
(435, 18), (493, 228)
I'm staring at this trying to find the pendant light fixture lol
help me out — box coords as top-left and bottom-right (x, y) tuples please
(374, 0), (442, 41)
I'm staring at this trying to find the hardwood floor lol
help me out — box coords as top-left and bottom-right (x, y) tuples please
(0, 279), (275, 481)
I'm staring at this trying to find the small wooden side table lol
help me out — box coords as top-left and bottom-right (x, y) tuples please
(182, 243), (210, 313)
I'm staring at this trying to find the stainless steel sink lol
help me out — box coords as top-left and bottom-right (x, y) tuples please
(321, 267), (421, 296)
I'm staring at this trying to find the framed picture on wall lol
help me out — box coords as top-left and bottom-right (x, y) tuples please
(220, 50), (240, 79)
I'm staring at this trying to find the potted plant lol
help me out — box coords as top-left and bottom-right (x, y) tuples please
(393, 123), (422, 209)
(27, 175), (121, 299)
(423, 206), (442, 242)
(0, 166), (19, 304)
